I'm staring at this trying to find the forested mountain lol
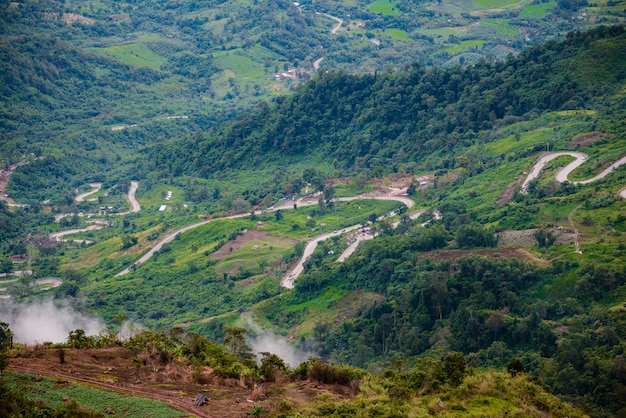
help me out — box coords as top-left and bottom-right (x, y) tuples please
(149, 25), (626, 179)
(2, 0), (626, 414)
(1, 0), (624, 202)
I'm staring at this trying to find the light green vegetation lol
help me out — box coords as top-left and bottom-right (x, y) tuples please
(6, 373), (187, 417)
(481, 19), (520, 35)
(256, 285), (383, 337)
(287, 286), (348, 312)
(520, 1), (555, 18)
(415, 27), (470, 38)
(381, 28), (411, 40)
(70, 198), (399, 327)
(445, 39), (486, 54)
(475, 0), (522, 8)
(214, 51), (267, 81)
(368, 0), (401, 16)
(213, 236), (297, 276)
(87, 43), (166, 71)
(258, 199), (399, 237)
(486, 112), (593, 155)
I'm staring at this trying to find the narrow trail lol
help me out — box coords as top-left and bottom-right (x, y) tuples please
(316, 12), (343, 34)
(568, 205), (582, 254)
(118, 180), (141, 214)
(55, 181), (140, 221)
(521, 151), (626, 254)
(7, 364), (215, 418)
(313, 57), (324, 70)
(49, 226), (102, 243)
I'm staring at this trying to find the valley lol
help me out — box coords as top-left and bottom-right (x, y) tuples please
(1, 1), (626, 414)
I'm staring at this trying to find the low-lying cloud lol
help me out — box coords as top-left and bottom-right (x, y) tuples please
(0, 299), (105, 345)
(242, 315), (316, 368)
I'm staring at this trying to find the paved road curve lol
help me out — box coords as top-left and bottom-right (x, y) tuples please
(74, 183), (102, 203)
(116, 195), (415, 278)
(280, 196), (416, 289)
(521, 152), (626, 193)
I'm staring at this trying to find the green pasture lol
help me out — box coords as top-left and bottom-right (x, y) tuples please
(368, 0), (401, 16)
(415, 27), (470, 38)
(381, 28), (411, 40)
(6, 373), (187, 418)
(215, 52), (267, 81)
(60, 236), (124, 271)
(214, 237), (296, 276)
(87, 43), (166, 70)
(256, 286), (349, 335)
(452, 162), (525, 209)
(286, 286), (348, 312)
(481, 19), (520, 35)
(485, 115), (586, 156)
(445, 39), (485, 54)
(520, 1), (554, 18)
(475, 0), (521, 8)
(203, 17), (228, 35)
(258, 199), (400, 238)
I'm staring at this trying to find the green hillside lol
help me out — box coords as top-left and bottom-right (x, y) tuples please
(1, 0), (624, 198)
(2, 2), (626, 415)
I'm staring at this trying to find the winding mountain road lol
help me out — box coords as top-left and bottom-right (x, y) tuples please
(115, 194), (416, 278)
(109, 150), (626, 284)
(49, 226), (102, 244)
(74, 183), (102, 203)
(315, 12), (343, 34)
(521, 152), (626, 193)
(521, 151), (626, 255)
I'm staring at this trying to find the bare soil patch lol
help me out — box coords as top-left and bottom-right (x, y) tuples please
(8, 347), (353, 418)
(568, 133), (606, 148)
(498, 228), (575, 247)
(210, 229), (297, 260)
(420, 247), (549, 264)
(498, 173), (525, 205)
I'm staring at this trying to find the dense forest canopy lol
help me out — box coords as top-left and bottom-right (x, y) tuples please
(148, 25), (626, 180)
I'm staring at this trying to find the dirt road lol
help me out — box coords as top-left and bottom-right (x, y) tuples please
(74, 183), (102, 203)
(116, 194), (415, 278)
(8, 363), (215, 418)
(316, 12), (343, 34)
(521, 151), (626, 194)
(280, 195), (416, 289)
(118, 180), (141, 214)
(49, 225), (102, 243)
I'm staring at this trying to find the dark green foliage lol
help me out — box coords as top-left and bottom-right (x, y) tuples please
(0, 322), (12, 351)
(534, 229), (557, 248)
(455, 224), (498, 248)
(156, 26), (626, 180)
(223, 327), (255, 362)
(259, 352), (287, 382)
(307, 358), (367, 386)
(0, 323), (10, 376)
(120, 235), (138, 250)
(507, 358), (525, 376)
(67, 329), (93, 349)
(438, 352), (467, 387)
